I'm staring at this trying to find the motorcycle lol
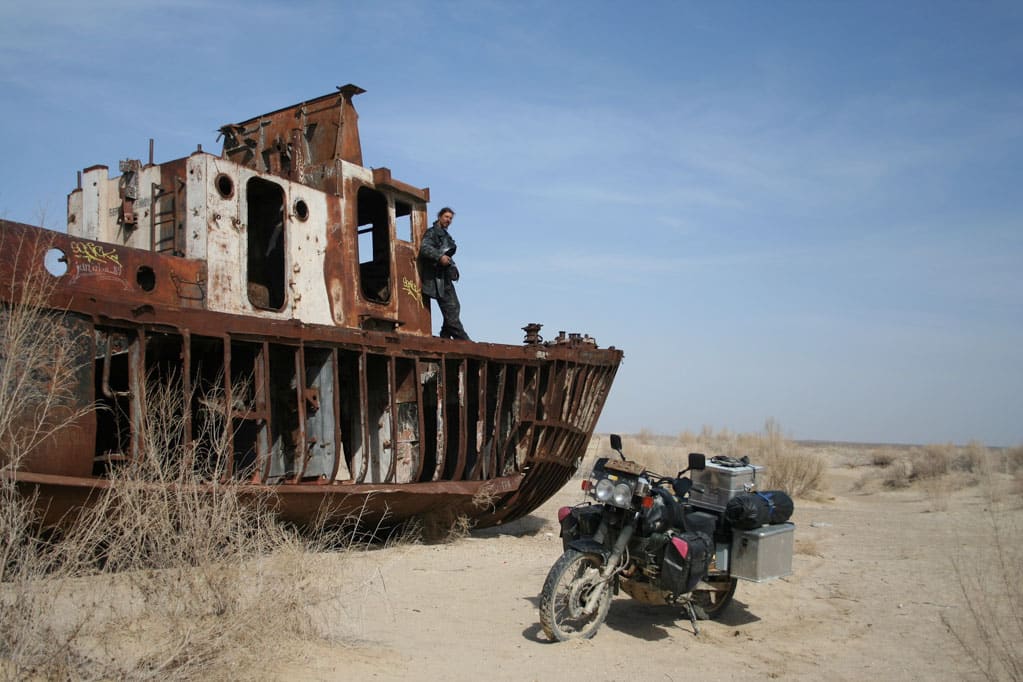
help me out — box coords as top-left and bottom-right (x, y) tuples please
(539, 434), (794, 641)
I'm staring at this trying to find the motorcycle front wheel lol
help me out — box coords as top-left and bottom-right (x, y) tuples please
(539, 549), (612, 641)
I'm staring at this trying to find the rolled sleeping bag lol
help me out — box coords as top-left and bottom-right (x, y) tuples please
(724, 490), (794, 529)
(724, 493), (769, 529)
(757, 490), (794, 525)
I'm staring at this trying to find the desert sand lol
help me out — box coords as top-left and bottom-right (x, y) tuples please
(268, 450), (1011, 682)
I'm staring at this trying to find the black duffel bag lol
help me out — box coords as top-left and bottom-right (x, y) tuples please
(724, 491), (794, 530)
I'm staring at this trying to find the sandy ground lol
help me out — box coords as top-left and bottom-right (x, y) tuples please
(265, 459), (1011, 682)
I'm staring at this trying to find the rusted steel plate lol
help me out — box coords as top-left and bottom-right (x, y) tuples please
(6, 469), (523, 529)
(0, 221), (208, 312)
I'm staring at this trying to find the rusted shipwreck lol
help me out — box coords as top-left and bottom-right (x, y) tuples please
(0, 85), (622, 529)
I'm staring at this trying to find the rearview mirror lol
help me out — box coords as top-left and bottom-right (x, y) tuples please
(609, 434), (622, 451)
(672, 477), (693, 497)
(688, 452), (706, 471)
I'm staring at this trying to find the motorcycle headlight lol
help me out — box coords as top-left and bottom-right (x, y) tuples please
(594, 478), (615, 502)
(612, 482), (634, 507)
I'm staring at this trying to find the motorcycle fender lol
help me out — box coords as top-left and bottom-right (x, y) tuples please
(565, 538), (610, 561)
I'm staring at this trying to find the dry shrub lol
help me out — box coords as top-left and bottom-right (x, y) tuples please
(1011, 446), (1023, 473)
(0, 262), (358, 680)
(597, 419), (826, 498)
(410, 482), (503, 543)
(913, 443), (954, 479)
(1, 373), (357, 680)
(956, 441), (991, 475)
(409, 510), (462, 543)
(445, 514), (475, 541)
(745, 419), (825, 497)
(471, 482), (500, 513)
(999, 445), (1023, 475)
(676, 429), (696, 445)
(879, 458), (913, 489)
(943, 470), (1023, 681)
(868, 445), (952, 490)
(0, 230), (93, 470)
(403, 483), (497, 543)
(870, 448), (898, 467)
(870, 442), (997, 494)
(0, 230), (98, 678)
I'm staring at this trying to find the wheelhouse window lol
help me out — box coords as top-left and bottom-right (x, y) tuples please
(396, 200), (413, 242)
(246, 177), (286, 310)
(356, 186), (391, 303)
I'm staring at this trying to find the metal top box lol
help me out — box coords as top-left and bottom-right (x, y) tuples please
(689, 459), (765, 512)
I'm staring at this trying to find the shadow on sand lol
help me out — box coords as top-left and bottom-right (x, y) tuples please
(519, 594), (760, 644)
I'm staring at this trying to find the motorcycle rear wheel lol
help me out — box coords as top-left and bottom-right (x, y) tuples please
(692, 575), (738, 618)
(539, 549), (612, 641)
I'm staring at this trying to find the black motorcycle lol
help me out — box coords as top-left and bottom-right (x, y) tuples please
(539, 434), (794, 641)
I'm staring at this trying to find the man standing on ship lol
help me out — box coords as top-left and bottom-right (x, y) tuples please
(419, 207), (471, 340)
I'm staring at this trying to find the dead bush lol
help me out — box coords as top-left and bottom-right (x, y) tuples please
(1003, 445), (1023, 474)
(0, 230), (93, 470)
(870, 448), (898, 467)
(0, 365), (351, 679)
(943, 470), (1023, 681)
(594, 419), (826, 498)
(881, 459), (914, 489)
(912, 444), (953, 479)
(746, 419), (825, 497)
(954, 441), (991, 475)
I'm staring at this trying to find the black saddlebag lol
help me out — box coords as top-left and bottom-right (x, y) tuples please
(684, 510), (720, 538)
(724, 491), (794, 530)
(559, 504), (603, 550)
(659, 531), (712, 595)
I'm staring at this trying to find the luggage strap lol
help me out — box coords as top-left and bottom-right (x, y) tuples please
(709, 455), (750, 468)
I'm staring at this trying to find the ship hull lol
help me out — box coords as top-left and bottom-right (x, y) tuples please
(1, 220), (621, 529)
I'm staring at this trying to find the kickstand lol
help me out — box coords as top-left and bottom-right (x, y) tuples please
(684, 601), (700, 636)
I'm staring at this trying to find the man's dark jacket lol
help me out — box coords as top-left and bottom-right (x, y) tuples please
(418, 222), (458, 298)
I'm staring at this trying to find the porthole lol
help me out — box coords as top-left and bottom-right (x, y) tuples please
(294, 199), (309, 221)
(44, 248), (68, 277)
(215, 173), (235, 199)
(136, 265), (156, 292)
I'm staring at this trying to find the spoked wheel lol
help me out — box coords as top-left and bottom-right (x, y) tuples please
(691, 575), (738, 619)
(539, 549), (612, 641)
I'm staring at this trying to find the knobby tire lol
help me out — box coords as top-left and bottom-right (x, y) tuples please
(538, 549), (612, 641)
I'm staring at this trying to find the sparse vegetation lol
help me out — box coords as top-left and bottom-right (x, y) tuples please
(0, 230), (93, 471)
(615, 419), (826, 498)
(943, 468), (1023, 681)
(1011, 446), (1023, 470)
(854, 441), (1008, 494)
(847, 436), (1023, 678)
(1, 373), (355, 680)
(870, 448), (899, 468)
(4, 228), (1021, 678)
(415, 482), (501, 543)
(0, 239), (369, 679)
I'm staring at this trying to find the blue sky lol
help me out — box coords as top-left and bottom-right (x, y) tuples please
(2, 1), (1021, 445)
